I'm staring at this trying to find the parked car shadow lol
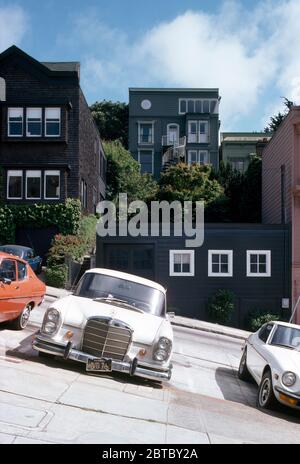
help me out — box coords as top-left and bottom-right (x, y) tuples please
(215, 366), (300, 423)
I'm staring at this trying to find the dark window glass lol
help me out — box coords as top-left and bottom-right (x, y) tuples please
(8, 172), (22, 198)
(250, 255), (257, 264)
(182, 263), (190, 273)
(221, 254), (228, 264)
(195, 100), (202, 113)
(203, 100), (210, 113)
(187, 100), (194, 113)
(133, 249), (153, 271)
(8, 108), (23, 136)
(180, 100), (186, 113)
(221, 264), (228, 273)
(259, 264), (266, 273)
(212, 263), (219, 273)
(139, 151), (153, 174)
(0, 259), (16, 281)
(45, 172), (60, 199)
(258, 324), (273, 342)
(26, 172), (41, 199)
(17, 261), (27, 280)
(174, 263), (181, 273)
(108, 249), (129, 271)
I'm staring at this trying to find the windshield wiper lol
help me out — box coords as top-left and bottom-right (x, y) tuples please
(93, 297), (144, 313)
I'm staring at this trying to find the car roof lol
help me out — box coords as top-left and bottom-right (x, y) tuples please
(0, 251), (27, 263)
(0, 245), (32, 251)
(86, 268), (166, 294)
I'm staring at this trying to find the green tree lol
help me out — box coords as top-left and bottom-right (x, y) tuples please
(158, 163), (227, 220)
(264, 97), (294, 133)
(90, 100), (129, 148)
(239, 155), (262, 222)
(213, 161), (245, 222)
(103, 140), (158, 204)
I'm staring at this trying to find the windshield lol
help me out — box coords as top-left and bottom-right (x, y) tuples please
(0, 246), (23, 258)
(270, 325), (300, 350)
(74, 272), (166, 317)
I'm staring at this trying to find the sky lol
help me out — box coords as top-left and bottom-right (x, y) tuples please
(1, 0), (300, 132)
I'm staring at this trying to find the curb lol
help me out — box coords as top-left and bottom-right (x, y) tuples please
(171, 321), (249, 341)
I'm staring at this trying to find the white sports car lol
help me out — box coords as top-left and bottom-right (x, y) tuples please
(238, 321), (300, 410)
(33, 269), (173, 381)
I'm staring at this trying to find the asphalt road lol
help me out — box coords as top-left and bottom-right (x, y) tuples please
(0, 298), (300, 444)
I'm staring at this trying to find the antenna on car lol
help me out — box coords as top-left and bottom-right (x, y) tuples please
(289, 295), (300, 323)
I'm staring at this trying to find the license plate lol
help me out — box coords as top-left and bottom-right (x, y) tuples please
(86, 358), (112, 372)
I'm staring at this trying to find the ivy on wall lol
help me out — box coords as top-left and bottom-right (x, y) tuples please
(0, 198), (82, 244)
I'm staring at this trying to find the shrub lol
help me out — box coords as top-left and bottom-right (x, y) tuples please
(45, 265), (68, 289)
(247, 311), (280, 332)
(208, 289), (235, 324)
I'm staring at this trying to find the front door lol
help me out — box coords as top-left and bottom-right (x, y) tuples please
(0, 258), (21, 322)
(104, 244), (155, 280)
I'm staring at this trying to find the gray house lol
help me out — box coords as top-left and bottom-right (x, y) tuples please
(96, 223), (291, 328)
(129, 88), (221, 179)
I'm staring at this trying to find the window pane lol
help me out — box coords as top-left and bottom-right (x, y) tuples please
(187, 100), (194, 113)
(8, 108), (23, 136)
(0, 259), (16, 281)
(45, 108), (60, 136)
(199, 151), (209, 164)
(27, 108), (42, 136)
(45, 171), (60, 199)
(221, 264), (228, 273)
(180, 100), (186, 113)
(140, 124), (152, 143)
(259, 264), (266, 273)
(139, 151), (153, 174)
(26, 171), (41, 199)
(221, 254), (228, 264)
(182, 254), (190, 264)
(46, 122), (60, 136)
(17, 261), (27, 281)
(195, 100), (202, 113)
(211, 254), (219, 264)
(210, 100), (216, 113)
(174, 263), (181, 273)
(173, 253), (181, 264)
(212, 263), (219, 273)
(250, 254), (257, 264)
(259, 255), (266, 264)
(8, 171), (22, 198)
(182, 263), (190, 273)
(250, 263), (257, 273)
(203, 100), (210, 112)
(199, 123), (207, 134)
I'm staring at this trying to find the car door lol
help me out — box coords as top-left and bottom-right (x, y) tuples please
(0, 257), (21, 322)
(247, 323), (274, 383)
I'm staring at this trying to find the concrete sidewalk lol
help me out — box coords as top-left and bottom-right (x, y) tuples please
(46, 286), (251, 341)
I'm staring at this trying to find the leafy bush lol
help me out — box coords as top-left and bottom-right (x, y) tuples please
(0, 198), (81, 244)
(78, 215), (98, 249)
(45, 265), (68, 289)
(208, 289), (235, 324)
(247, 311), (280, 332)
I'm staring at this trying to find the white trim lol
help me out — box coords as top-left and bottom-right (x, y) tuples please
(26, 107), (42, 137)
(208, 250), (233, 277)
(138, 149), (154, 175)
(44, 170), (60, 200)
(169, 250), (195, 277)
(8, 107), (23, 137)
(178, 98), (219, 115)
(166, 123), (179, 144)
(187, 150), (210, 165)
(7, 170), (23, 200)
(45, 107), (61, 137)
(25, 170), (41, 200)
(137, 121), (154, 145)
(246, 250), (271, 277)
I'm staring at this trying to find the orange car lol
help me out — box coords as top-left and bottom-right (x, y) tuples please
(0, 251), (46, 330)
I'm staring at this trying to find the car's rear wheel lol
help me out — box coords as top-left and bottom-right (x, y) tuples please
(257, 370), (277, 410)
(238, 348), (251, 381)
(11, 304), (31, 330)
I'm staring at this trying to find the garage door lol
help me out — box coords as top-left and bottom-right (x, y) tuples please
(104, 244), (155, 280)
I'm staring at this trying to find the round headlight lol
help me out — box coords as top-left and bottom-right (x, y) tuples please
(47, 309), (60, 322)
(153, 349), (168, 362)
(282, 371), (296, 387)
(158, 337), (172, 350)
(44, 321), (57, 334)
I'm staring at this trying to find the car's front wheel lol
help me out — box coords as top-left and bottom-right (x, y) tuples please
(238, 348), (251, 381)
(12, 304), (31, 330)
(257, 370), (277, 410)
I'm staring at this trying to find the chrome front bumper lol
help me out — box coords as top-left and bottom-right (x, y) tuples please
(33, 335), (172, 381)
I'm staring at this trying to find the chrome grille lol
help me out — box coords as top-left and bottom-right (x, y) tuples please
(82, 318), (132, 361)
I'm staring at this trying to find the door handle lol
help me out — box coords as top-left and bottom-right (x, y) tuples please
(14, 286), (20, 290)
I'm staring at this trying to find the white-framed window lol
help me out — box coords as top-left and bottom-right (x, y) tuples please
(247, 250), (271, 277)
(8, 108), (23, 136)
(45, 107), (61, 137)
(169, 250), (195, 277)
(187, 121), (209, 143)
(188, 150), (209, 165)
(26, 108), (42, 137)
(26, 170), (41, 199)
(7, 170), (23, 199)
(138, 149), (154, 175)
(138, 121), (154, 144)
(230, 160), (245, 172)
(167, 123), (179, 144)
(44, 170), (60, 199)
(208, 250), (233, 277)
(179, 98), (218, 115)
(0, 77), (6, 101)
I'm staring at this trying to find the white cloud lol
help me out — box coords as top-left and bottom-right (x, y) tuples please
(0, 5), (29, 51)
(69, 1), (300, 128)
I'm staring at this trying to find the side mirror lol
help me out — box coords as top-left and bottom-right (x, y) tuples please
(0, 277), (12, 285)
(167, 312), (175, 319)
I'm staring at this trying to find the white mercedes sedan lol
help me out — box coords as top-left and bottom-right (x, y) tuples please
(238, 321), (300, 410)
(33, 269), (173, 382)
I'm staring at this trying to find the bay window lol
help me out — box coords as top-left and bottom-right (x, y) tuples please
(26, 108), (42, 136)
(45, 108), (61, 136)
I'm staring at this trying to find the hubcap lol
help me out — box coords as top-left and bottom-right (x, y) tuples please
(21, 307), (30, 328)
(259, 378), (271, 406)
